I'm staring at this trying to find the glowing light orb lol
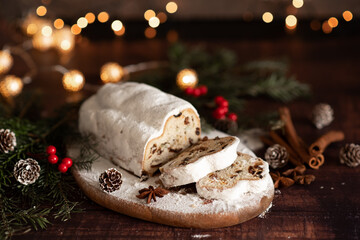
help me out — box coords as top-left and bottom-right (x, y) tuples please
(262, 12), (273, 23)
(62, 70), (85, 92)
(166, 2), (178, 14)
(100, 62), (125, 83)
(0, 50), (13, 75)
(0, 75), (23, 97)
(176, 69), (198, 90)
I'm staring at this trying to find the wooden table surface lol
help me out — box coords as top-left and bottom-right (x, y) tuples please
(2, 21), (360, 239)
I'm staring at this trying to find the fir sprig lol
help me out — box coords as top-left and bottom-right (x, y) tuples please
(0, 117), (82, 239)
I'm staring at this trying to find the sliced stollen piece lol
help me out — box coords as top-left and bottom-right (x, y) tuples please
(79, 82), (201, 178)
(196, 152), (272, 201)
(159, 136), (240, 188)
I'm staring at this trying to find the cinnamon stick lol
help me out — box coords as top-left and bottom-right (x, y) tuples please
(308, 154), (324, 169)
(268, 131), (304, 167)
(309, 130), (345, 156)
(278, 107), (311, 165)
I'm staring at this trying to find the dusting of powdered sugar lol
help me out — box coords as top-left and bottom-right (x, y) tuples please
(70, 130), (273, 216)
(191, 234), (211, 239)
(258, 202), (272, 218)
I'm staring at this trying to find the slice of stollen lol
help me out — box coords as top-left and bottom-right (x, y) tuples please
(159, 136), (240, 188)
(196, 152), (271, 201)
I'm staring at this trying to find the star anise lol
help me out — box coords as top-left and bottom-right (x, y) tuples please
(270, 171), (295, 189)
(282, 165), (306, 176)
(282, 165), (315, 185)
(136, 185), (170, 204)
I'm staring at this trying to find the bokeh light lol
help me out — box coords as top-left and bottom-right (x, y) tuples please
(262, 12), (273, 23)
(98, 12), (109, 23)
(343, 11), (353, 22)
(0, 50), (13, 75)
(292, 0), (304, 9)
(41, 25), (52, 37)
(70, 24), (81, 35)
(149, 17), (160, 28)
(285, 15), (297, 27)
(157, 12), (168, 23)
(322, 21), (332, 34)
(176, 69), (198, 90)
(328, 17), (338, 28)
(77, 17), (88, 28)
(85, 12), (96, 24)
(62, 70), (85, 92)
(144, 10), (156, 21)
(166, 2), (178, 14)
(0, 75), (23, 97)
(111, 20), (123, 31)
(145, 27), (156, 39)
(100, 62), (125, 83)
(54, 19), (64, 29)
(36, 6), (47, 16)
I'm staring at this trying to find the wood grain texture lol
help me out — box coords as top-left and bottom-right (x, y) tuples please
(2, 22), (359, 239)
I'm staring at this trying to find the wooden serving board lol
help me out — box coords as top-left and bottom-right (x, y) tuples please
(70, 130), (274, 229)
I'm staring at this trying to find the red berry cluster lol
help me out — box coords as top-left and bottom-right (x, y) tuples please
(46, 145), (73, 173)
(212, 96), (238, 121)
(185, 85), (208, 97)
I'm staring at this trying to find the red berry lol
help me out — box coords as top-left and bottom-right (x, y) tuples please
(215, 96), (225, 106)
(198, 85), (208, 95)
(218, 106), (229, 115)
(62, 158), (73, 168)
(193, 88), (201, 97)
(48, 154), (58, 164)
(58, 163), (68, 173)
(46, 145), (56, 155)
(219, 99), (229, 108)
(212, 108), (226, 119)
(185, 87), (194, 95)
(228, 113), (238, 121)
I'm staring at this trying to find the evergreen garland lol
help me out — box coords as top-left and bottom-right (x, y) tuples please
(0, 115), (83, 239)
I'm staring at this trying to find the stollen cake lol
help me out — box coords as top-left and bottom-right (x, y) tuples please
(159, 136), (240, 188)
(196, 152), (271, 201)
(79, 82), (201, 178)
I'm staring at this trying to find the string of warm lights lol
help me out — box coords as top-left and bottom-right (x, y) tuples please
(261, 0), (354, 34)
(0, 1), (357, 99)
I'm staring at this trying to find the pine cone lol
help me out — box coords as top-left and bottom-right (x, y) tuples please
(99, 168), (122, 193)
(13, 158), (41, 185)
(312, 103), (334, 129)
(214, 119), (238, 134)
(264, 144), (289, 169)
(339, 143), (360, 168)
(0, 129), (17, 153)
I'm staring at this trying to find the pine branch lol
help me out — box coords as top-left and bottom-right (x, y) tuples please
(245, 73), (311, 102)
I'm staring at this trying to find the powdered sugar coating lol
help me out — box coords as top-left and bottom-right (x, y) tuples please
(79, 82), (199, 177)
(70, 130), (273, 215)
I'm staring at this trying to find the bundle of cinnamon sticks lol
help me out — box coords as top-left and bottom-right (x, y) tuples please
(262, 107), (345, 170)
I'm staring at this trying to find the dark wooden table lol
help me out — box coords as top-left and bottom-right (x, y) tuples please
(2, 21), (360, 239)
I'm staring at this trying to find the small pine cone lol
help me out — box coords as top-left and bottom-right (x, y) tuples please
(13, 158), (41, 185)
(264, 144), (289, 169)
(0, 129), (17, 153)
(99, 168), (122, 193)
(312, 103), (334, 129)
(214, 119), (238, 134)
(339, 143), (360, 168)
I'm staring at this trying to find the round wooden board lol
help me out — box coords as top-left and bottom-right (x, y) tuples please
(70, 130), (274, 229)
